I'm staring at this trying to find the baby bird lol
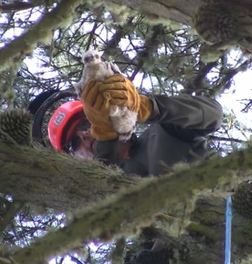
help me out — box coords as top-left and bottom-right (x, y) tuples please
(74, 50), (138, 141)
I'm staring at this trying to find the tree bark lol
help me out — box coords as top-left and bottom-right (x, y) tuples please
(106, 0), (202, 25)
(1, 140), (252, 212)
(106, 0), (252, 26)
(125, 194), (252, 264)
(1, 140), (252, 263)
(0, 142), (140, 211)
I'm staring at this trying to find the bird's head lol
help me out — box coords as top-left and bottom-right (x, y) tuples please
(82, 50), (103, 65)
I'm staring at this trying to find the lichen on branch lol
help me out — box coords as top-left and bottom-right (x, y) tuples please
(7, 144), (252, 264)
(0, 0), (83, 72)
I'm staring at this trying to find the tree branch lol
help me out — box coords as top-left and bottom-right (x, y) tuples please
(106, 0), (195, 25)
(7, 144), (252, 264)
(0, 0), (83, 72)
(130, 193), (252, 264)
(0, 142), (140, 211)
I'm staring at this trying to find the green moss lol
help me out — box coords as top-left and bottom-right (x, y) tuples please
(233, 221), (252, 246)
(194, 211), (224, 225)
(186, 222), (220, 242)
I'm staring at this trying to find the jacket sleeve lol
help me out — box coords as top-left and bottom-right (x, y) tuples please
(148, 94), (223, 141)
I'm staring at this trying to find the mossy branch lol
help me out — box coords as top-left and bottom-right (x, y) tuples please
(7, 144), (252, 264)
(104, 0), (194, 25)
(0, 141), (140, 211)
(0, 0), (83, 72)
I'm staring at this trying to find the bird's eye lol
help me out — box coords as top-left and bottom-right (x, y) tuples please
(84, 57), (89, 62)
(95, 54), (99, 59)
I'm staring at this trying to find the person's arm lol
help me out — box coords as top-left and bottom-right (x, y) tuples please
(147, 94), (223, 141)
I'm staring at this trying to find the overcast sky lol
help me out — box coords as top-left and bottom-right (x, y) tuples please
(217, 69), (252, 140)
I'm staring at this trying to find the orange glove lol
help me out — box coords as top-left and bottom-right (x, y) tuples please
(81, 80), (117, 141)
(138, 95), (153, 123)
(98, 74), (141, 112)
(81, 75), (153, 140)
(98, 75), (153, 123)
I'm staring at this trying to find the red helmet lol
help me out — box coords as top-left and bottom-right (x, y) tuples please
(48, 100), (87, 151)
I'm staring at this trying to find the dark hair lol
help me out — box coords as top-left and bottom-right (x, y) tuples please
(63, 116), (90, 152)
(70, 135), (82, 151)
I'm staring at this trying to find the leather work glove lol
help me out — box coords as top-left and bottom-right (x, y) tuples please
(98, 74), (141, 112)
(81, 80), (117, 141)
(98, 74), (153, 123)
(81, 75), (153, 140)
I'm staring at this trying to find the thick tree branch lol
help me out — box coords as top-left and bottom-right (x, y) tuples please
(0, 0), (83, 72)
(105, 0), (252, 27)
(6, 144), (252, 264)
(0, 142), (140, 211)
(105, 0), (197, 25)
(130, 194), (252, 264)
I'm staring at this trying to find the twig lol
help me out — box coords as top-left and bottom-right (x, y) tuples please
(0, 0), (83, 72)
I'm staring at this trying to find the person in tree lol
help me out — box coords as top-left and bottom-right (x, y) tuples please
(48, 74), (223, 176)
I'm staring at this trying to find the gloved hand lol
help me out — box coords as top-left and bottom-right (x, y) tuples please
(81, 80), (118, 141)
(81, 74), (153, 140)
(98, 74), (141, 112)
(98, 74), (153, 122)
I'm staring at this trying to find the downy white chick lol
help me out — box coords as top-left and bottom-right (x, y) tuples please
(74, 50), (137, 141)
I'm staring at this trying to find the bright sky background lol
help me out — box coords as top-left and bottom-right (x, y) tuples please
(219, 70), (252, 119)
(218, 69), (252, 140)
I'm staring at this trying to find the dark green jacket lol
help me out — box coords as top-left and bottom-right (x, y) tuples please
(94, 94), (223, 176)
